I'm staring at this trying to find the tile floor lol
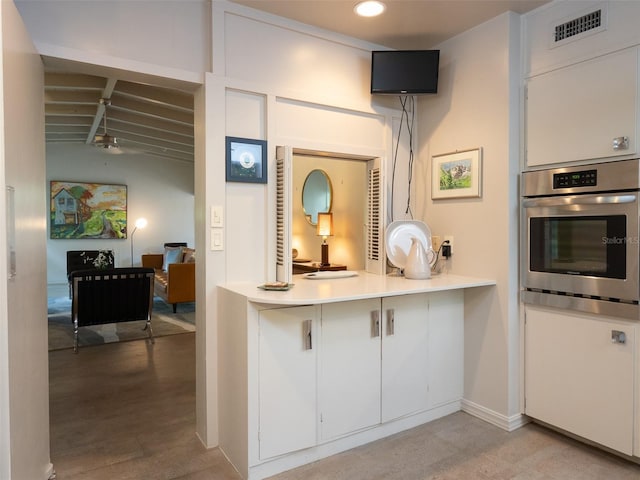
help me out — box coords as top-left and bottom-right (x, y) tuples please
(49, 333), (640, 480)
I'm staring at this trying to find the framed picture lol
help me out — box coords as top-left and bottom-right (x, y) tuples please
(225, 136), (267, 184)
(50, 181), (127, 239)
(431, 148), (482, 200)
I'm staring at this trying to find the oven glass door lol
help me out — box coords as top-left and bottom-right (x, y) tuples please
(529, 215), (626, 278)
(523, 193), (639, 301)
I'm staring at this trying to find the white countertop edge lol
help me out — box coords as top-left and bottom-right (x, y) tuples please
(219, 271), (496, 305)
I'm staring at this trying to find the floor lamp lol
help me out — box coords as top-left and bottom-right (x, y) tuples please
(130, 217), (148, 266)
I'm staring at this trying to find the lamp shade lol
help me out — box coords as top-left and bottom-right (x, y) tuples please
(130, 217), (148, 267)
(135, 217), (148, 230)
(316, 212), (333, 237)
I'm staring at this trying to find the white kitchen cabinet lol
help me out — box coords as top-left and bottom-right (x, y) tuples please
(426, 290), (464, 408)
(381, 291), (463, 421)
(525, 47), (638, 167)
(258, 306), (318, 460)
(217, 274), (493, 480)
(524, 305), (636, 455)
(380, 294), (430, 422)
(319, 298), (381, 440)
(321, 291), (464, 432)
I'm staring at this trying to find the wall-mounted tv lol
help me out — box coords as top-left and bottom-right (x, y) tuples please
(370, 50), (440, 95)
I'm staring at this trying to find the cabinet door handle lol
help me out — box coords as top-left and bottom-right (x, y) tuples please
(613, 136), (629, 151)
(371, 310), (380, 338)
(611, 330), (626, 344)
(303, 319), (313, 350)
(386, 309), (395, 336)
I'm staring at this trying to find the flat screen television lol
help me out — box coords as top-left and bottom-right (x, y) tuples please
(370, 50), (440, 95)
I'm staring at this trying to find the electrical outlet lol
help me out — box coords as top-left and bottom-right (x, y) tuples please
(432, 235), (441, 252)
(444, 235), (454, 254)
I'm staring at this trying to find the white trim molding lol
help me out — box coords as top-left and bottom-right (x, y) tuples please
(462, 399), (530, 432)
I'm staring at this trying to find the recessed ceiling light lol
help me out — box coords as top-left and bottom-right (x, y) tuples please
(354, 1), (386, 17)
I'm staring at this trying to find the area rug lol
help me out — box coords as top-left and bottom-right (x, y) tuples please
(48, 295), (195, 351)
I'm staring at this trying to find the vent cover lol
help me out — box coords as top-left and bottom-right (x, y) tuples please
(554, 9), (603, 44)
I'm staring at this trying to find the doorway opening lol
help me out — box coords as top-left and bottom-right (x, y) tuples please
(43, 57), (202, 476)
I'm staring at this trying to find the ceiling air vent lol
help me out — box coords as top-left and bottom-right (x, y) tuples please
(554, 9), (603, 45)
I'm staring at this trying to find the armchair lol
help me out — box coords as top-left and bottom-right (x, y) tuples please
(70, 267), (155, 353)
(142, 243), (195, 313)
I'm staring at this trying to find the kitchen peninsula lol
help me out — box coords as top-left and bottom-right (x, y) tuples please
(218, 272), (495, 480)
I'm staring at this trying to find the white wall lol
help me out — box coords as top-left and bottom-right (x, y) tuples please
(216, 3), (401, 287)
(416, 13), (522, 426)
(0, 1), (50, 479)
(15, 0), (210, 84)
(46, 143), (195, 284)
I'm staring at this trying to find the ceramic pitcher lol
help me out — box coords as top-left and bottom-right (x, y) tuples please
(404, 236), (433, 279)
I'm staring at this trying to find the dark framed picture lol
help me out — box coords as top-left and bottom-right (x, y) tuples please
(225, 136), (267, 184)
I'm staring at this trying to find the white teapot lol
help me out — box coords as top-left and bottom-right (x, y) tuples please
(404, 236), (435, 279)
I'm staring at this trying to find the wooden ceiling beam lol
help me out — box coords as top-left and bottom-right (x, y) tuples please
(44, 71), (195, 163)
(86, 78), (118, 144)
(115, 81), (193, 111)
(107, 120), (193, 144)
(44, 90), (103, 104)
(110, 129), (194, 155)
(109, 93), (193, 125)
(45, 104), (97, 116)
(44, 72), (107, 89)
(107, 111), (194, 136)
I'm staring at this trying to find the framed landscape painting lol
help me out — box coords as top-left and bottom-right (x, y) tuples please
(431, 148), (482, 200)
(50, 181), (127, 239)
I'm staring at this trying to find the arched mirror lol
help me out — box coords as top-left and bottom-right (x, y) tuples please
(302, 169), (332, 225)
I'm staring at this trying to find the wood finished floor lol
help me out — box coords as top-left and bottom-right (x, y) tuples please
(49, 333), (640, 480)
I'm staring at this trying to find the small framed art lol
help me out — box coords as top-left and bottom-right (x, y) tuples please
(225, 136), (268, 184)
(431, 148), (482, 200)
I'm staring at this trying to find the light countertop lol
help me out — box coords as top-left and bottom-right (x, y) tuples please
(219, 271), (496, 306)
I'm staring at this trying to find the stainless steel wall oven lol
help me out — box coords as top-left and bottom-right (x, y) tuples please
(521, 159), (640, 319)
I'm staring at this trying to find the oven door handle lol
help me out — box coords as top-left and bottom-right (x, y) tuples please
(522, 194), (637, 208)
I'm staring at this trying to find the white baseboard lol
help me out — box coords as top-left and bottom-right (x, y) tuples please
(462, 399), (530, 432)
(45, 463), (55, 480)
(248, 401), (461, 480)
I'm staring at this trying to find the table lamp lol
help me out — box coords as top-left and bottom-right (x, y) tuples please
(317, 212), (333, 266)
(130, 217), (148, 266)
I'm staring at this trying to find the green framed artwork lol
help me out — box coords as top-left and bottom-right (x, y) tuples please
(431, 148), (482, 200)
(50, 181), (127, 239)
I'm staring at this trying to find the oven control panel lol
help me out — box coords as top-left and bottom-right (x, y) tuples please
(553, 169), (597, 189)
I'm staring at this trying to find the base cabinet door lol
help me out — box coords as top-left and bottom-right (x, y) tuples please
(427, 290), (463, 408)
(259, 306), (318, 459)
(381, 294), (430, 422)
(525, 305), (635, 455)
(320, 299), (381, 440)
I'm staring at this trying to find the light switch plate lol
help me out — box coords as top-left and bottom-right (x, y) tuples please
(211, 205), (223, 227)
(211, 229), (224, 251)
